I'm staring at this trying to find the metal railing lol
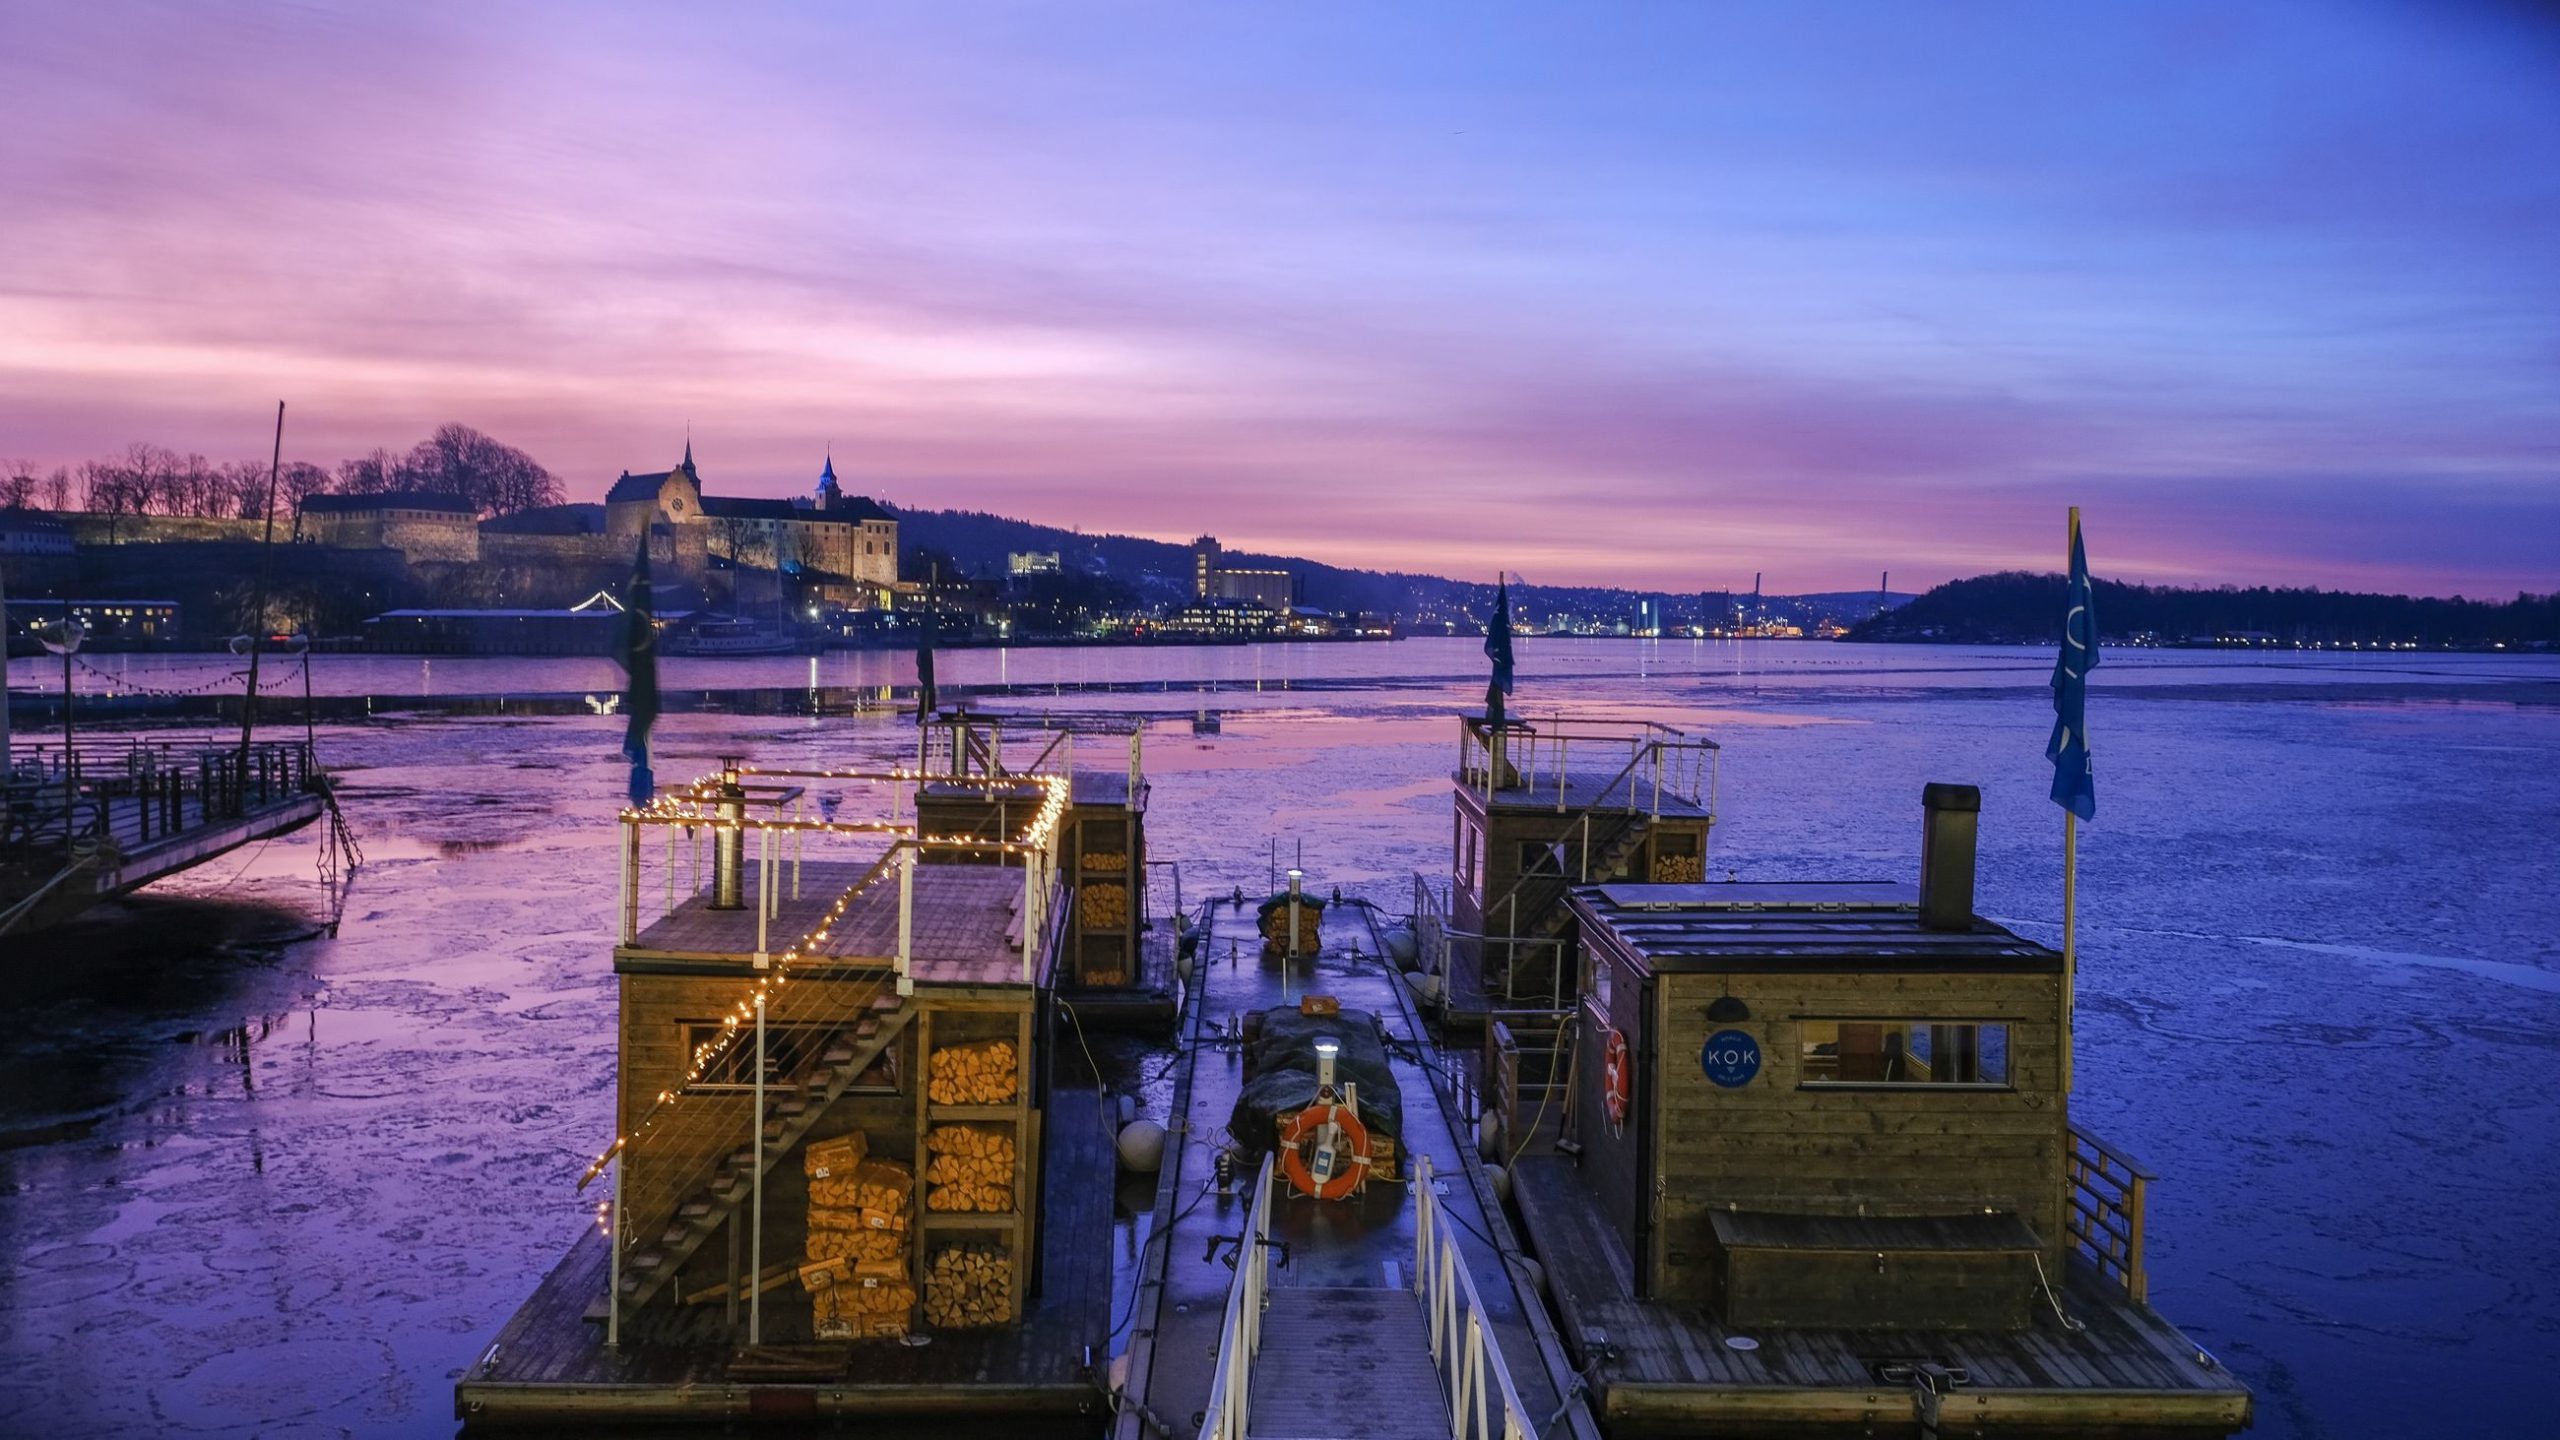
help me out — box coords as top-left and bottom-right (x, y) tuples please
(4, 739), (316, 852)
(2065, 1124), (2151, 1302)
(1414, 1154), (1540, 1440)
(1456, 715), (1718, 819)
(1198, 1154), (1278, 1440)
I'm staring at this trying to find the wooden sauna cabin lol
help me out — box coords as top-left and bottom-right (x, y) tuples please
(911, 708), (1180, 1026)
(1507, 783), (2252, 1437)
(453, 758), (1118, 1430)
(1424, 714), (1718, 1023)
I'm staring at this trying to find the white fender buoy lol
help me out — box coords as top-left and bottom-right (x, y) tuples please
(1109, 1351), (1131, 1395)
(1115, 1094), (1139, 1128)
(1476, 1110), (1502, 1161)
(1518, 1256), (1546, 1297)
(1402, 970), (1443, 1003)
(1382, 925), (1419, 966)
(1486, 1163), (1512, 1201)
(1117, 1119), (1167, 1174)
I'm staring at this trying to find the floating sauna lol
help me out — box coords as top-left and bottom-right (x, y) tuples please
(912, 709), (1177, 1023)
(1425, 715), (1718, 1021)
(455, 756), (1118, 1428)
(1508, 783), (2252, 1437)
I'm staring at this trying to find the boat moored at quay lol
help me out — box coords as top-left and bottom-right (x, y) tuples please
(458, 705), (2249, 1438)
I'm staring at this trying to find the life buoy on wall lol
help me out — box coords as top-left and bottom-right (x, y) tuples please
(1601, 1027), (1633, 1131)
(1277, 1100), (1371, 1201)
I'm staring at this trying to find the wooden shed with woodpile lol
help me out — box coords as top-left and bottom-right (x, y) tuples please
(1507, 782), (2252, 1436)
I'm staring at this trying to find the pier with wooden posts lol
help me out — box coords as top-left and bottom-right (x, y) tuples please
(1, 737), (328, 935)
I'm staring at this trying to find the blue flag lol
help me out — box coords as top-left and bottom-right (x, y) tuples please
(618, 536), (660, 806)
(1483, 577), (1516, 723)
(2046, 515), (2097, 820)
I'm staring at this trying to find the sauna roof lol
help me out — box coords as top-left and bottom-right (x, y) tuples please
(1571, 881), (2061, 975)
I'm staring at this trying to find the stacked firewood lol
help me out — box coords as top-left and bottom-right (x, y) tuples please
(1080, 849), (1128, 875)
(809, 1157), (914, 1217)
(801, 1132), (913, 1338)
(925, 1124), (1016, 1213)
(1260, 904), (1321, 952)
(1651, 853), (1705, 883)
(1079, 881), (1129, 931)
(928, 1039), (1020, 1106)
(924, 1243), (1015, 1329)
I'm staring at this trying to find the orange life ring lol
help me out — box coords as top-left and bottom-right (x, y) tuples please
(1601, 1028), (1632, 1129)
(1277, 1101), (1371, 1201)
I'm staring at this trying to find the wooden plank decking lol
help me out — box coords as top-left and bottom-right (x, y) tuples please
(1510, 1156), (2251, 1437)
(623, 861), (1034, 985)
(456, 1083), (1117, 1429)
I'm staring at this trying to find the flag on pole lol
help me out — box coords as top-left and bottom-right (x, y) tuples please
(2046, 513), (2097, 820)
(913, 595), (938, 725)
(616, 535), (660, 806)
(1483, 576), (1516, 728)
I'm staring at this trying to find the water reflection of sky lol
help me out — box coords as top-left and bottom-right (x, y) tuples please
(1, 646), (2554, 1438)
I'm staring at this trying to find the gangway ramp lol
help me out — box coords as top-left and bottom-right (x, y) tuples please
(1247, 1286), (1449, 1440)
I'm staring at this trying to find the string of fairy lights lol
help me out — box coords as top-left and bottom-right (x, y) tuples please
(578, 766), (1070, 1192)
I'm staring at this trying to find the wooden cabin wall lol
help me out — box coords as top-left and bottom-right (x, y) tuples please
(1649, 969), (2069, 1303)
(617, 971), (913, 1242)
(1571, 939), (1653, 1288)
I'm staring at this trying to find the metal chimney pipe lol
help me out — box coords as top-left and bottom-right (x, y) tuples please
(1919, 783), (1980, 932)
(711, 761), (747, 910)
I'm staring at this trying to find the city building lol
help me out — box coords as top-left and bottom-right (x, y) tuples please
(5, 597), (183, 650)
(0, 509), (73, 557)
(1190, 534), (1294, 610)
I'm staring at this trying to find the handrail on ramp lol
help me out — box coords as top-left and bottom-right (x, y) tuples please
(1198, 1154), (1277, 1440)
(1415, 1154), (1541, 1440)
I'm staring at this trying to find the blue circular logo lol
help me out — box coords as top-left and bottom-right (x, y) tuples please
(1702, 1030), (1761, 1088)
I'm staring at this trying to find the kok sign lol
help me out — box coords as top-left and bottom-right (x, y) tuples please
(1701, 1029), (1761, 1088)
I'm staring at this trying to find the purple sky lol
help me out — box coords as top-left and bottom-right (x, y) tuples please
(3, 2), (2555, 596)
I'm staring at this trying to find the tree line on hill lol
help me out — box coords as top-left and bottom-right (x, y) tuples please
(2, 424), (562, 521)
(1847, 571), (2559, 648)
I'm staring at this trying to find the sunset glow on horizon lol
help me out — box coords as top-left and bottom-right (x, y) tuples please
(4, 2), (2555, 596)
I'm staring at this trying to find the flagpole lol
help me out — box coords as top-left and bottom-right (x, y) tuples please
(2061, 506), (2079, 1095)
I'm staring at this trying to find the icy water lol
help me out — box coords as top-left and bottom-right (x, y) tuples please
(3, 640), (2556, 1439)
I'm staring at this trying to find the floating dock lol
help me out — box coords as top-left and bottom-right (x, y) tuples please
(2, 738), (325, 935)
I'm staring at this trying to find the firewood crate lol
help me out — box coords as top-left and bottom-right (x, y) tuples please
(923, 1237), (1018, 1329)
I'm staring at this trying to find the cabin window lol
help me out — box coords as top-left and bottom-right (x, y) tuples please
(1584, 950), (1612, 1013)
(1519, 838), (1570, 878)
(681, 1022), (899, 1094)
(1797, 1021), (2009, 1087)
(1457, 817), (1478, 893)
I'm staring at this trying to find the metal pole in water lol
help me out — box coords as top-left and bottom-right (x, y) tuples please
(751, 989), (765, 1345)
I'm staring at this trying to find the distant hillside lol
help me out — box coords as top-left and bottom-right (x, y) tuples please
(1846, 571), (2559, 648)
(884, 504), (1907, 626)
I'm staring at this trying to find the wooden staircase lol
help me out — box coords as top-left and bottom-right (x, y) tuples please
(618, 988), (920, 1310)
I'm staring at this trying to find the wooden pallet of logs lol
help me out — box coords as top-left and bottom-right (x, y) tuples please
(1079, 850), (1128, 875)
(927, 1039), (1020, 1106)
(1651, 852), (1706, 883)
(800, 1132), (913, 1338)
(924, 1243), (1016, 1329)
(1260, 904), (1321, 952)
(925, 1123), (1017, 1213)
(1079, 880), (1129, 931)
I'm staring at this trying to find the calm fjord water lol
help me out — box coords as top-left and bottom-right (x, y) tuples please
(3, 640), (2554, 1438)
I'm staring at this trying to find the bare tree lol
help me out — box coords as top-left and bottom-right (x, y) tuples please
(335, 447), (412, 495)
(1, 461), (36, 509)
(398, 423), (560, 516)
(42, 467), (71, 510)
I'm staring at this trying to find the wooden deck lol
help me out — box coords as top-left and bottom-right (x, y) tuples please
(623, 861), (1036, 985)
(455, 1083), (1118, 1429)
(1510, 1156), (2251, 1437)
(1464, 768), (1711, 819)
